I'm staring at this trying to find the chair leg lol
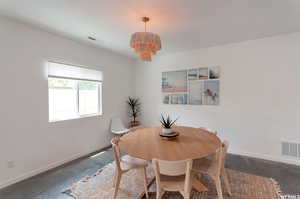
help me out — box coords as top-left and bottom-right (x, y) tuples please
(214, 177), (223, 199)
(142, 167), (149, 198)
(156, 188), (163, 199)
(221, 168), (232, 195)
(183, 179), (192, 199)
(184, 189), (191, 199)
(112, 170), (117, 188)
(112, 172), (122, 199)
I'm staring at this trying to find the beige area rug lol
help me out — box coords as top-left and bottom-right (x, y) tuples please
(64, 156), (282, 199)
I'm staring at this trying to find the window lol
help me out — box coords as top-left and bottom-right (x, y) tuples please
(48, 62), (102, 122)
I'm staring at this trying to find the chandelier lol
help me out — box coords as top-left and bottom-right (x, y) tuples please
(130, 17), (161, 61)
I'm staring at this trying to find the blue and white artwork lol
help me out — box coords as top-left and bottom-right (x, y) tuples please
(189, 81), (204, 105)
(162, 66), (220, 105)
(204, 80), (219, 105)
(162, 70), (187, 93)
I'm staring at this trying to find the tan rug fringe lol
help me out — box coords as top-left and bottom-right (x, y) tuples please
(63, 165), (108, 198)
(270, 178), (283, 199)
(63, 190), (79, 199)
(82, 167), (106, 182)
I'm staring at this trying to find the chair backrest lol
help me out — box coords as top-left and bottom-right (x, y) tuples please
(152, 159), (193, 192)
(199, 127), (218, 135)
(111, 137), (122, 171)
(153, 159), (192, 176)
(110, 117), (126, 133)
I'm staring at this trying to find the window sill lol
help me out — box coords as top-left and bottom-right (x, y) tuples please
(49, 113), (102, 123)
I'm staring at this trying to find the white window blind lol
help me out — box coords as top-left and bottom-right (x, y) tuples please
(47, 61), (102, 122)
(48, 62), (103, 82)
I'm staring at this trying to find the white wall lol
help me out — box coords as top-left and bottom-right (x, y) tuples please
(134, 32), (300, 166)
(0, 16), (134, 188)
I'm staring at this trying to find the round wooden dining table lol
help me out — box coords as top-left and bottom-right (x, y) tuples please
(118, 126), (222, 197)
(119, 126), (221, 161)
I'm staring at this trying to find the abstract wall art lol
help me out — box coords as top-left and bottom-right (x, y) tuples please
(162, 70), (187, 93)
(162, 66), (220, 105)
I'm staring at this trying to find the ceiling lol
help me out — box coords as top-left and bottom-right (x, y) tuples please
(0, 0), (300, 58)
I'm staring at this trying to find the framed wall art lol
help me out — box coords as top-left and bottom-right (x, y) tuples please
(162, 66), (220, 105)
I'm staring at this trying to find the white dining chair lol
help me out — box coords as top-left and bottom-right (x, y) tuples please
(152, 159), (193, 199)
(110, 117), (130, 135)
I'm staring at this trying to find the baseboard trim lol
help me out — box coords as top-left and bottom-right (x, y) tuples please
(230, 150), (300, 166)
(0, 145), (111, 189)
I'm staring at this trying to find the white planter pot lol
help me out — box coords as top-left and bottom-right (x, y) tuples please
(162, 128), (173, 135)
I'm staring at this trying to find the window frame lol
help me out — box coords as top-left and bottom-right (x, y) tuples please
(48, 76), (102, 122)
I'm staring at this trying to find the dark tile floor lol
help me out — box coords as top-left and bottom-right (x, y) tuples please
(0, 149), (299, 199)
(226, 154), (300, 195)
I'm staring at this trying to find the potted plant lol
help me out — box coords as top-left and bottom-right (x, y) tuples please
(160, 114), (178, 134)
(127, 97), (141, 127)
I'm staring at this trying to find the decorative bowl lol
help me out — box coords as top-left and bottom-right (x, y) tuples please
(159, 131), (180, 139)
